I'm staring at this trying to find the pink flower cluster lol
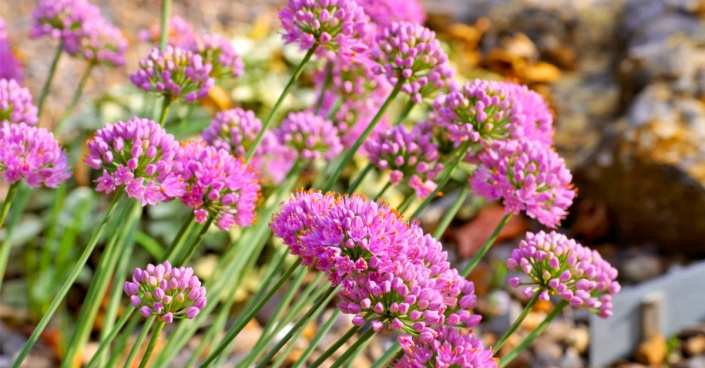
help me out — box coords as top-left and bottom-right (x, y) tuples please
(0, 17), (23, 82)
(0, 79), (38, 125)
(0, 121), (70, 188)
(275, 111), (343, 161)
(124, 262), (206, 323)
(394, 327), (498, 368)
(71, 18), (127, 67)
(177, 141), (261, 230)
(372, 22), (453, 103)
(130, 46), (214, 103)
(139, 16), (196, 49)
(355, 0), (426, 29)
(192, 33), (243, 79)
(365, 123), (443, 199)
(470, 139), (575, 228)
(507, 231), (620, 318)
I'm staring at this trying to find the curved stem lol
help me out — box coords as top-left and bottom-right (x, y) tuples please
(308, 324), (361, 368)
(329, 328), (375, 368)
(11, 191), (125, 368)
(179, 216), (213, 265)
(493, 292), (540, 353)
(245, 46), (318, 162)
(56, 63), (93, 134)
(432, 185), (468, 240)
(158, 98), (173, 127)
(346, 163), (373, 194)
(139, 321), (166, 368)
(37, 41), (64, 118)
(159, 0), (172, 51)
(373, 180), (391, 199)
(290, 309), (339, 368)
(161, 212), (196, 261)
(394, 99), (415, 126)
(322, 79), (404, 192)
(124, 317), (155, 368)
(461, 213), (512, 277)
(499, 300), (568, 367)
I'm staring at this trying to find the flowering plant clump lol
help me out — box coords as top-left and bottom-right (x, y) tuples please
(30, 0), (100, 46)
(470, 139), (575, 228)
(0, 121), (70, 188)
(279, 0), (370, 58)
(365, 123), (443, 199)
(192, 33), (243, 79)
(372, 22), (454, 103)
(395, 327), (498, 368)
(139, 15), (196, 49)
(130, 46), (214, 103)
(124, 262), (207, 323)
(202, 108), (262, 157)
(507, 231), (620, 318)
(71, 18), (127, 67)
(84, 117), (185, 205)
(275, 111), (343, 161)
(0, 17), (23, 82)
(0, 79), (38, 125)
(177, 141), (261, 230)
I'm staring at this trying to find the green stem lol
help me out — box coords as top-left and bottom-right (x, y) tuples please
(329, 328), (375, 368)
(370, 346), (401, 368)
(461, 213), (512, 277)
(138, 321), (166, 368)
(374, 180), (391, 199)
(493, 292), (540, 353)
(322, 79), (404, 192)
(124, 317), (155, 368)
(56, 63), (94, 134)
(158, 98), (173, 127)
(394, 99), (415, 126)
(0, 183), (19, 231)
(11, 191), (125, 368)
(290, 309), (339, 368)
(499, 300), (568, 368)
(308, 324), (361, 368)
(397, 194), (415, 214)
(432, 185), (469, 239)
(0, 182), (20, 291)
(346, 163), (372, 194)
(159, 0), (172, 51)
(315, 62), (333, 115)
(245, 46), (318, 162)
(179, 216), (213, 265)
(84, 308), (135, 368)
(106, 312), (141, 368)
(37, 41), (63, 118)
(161, 212), (196, 261)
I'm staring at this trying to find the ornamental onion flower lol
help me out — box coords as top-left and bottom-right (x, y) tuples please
(138, 16), (196, 49)
(394, 327), (498, 368)
(130, 46), (214, 103)
(124, 262), (207, 322)
(470, 139), (575, 228)
(279, 0), (370, 59)
(372, 22), (454, 103)
(0, 17), (23, 82)
(249, 131), (297, 186)
(176, 141), (261, 230)
(365, 123), (443, 199)
(191, 33), (243, 79)
(0, 121), (70, 188)
(275, 111), (343, 161)
(355, 0), (426, 28)
(84, 117), (185, 206)
(30, 0), (101, 47)
(270, 189), (336, 251)
(0, 79), (38, 125)
(202, 108), (262, 157)
(70, 18), (127, 67)
(507, 231), (620, 318)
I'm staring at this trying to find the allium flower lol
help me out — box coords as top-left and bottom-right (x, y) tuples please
(70, 18), (127, 67)
(394, 327), (498, 368)
(0, 17), (23, 82)
(275, 111), (343, 161)
(0, 121), (70, 188)
(470, 139), (575, 228)
(355, 0), (426, 28)
(279, 0), (369, 59)
(130, 46), (214, 103)
(139, 16), (196, 49)
(124, 262), (207, 322)
(433, 80), (554, 147)
(507, 231), (620, 318)
(176, 141), (261, 230)
(202, 108), (262, 157)
(365, 123), (443, 199)
(372, 22), (453, 103)
(30, 0), (100, 46)
(84, 117), (185, 206)
(249, 131), (297, 186)
(270, 189), (336, 252)
(192, 34), (243, 79)
(0, 79), (38, 125)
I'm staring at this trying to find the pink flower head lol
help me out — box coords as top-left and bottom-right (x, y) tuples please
(176, 141), (261, 230)
(275, 111), (343, 161)
(191, 33), (243, 79)
(433, 80), (554, 147)
(70, 18), (127, 67)
(0, 79), (38, 125)
(365, 122), (443, 199)
(130, 46), (214, 103)
(355, 0), (426, 29)
(470, 139), (575, 228)
(0, 121), (70, 188)
(279, 0), (370, 60)
(0, 17), (23, 82)
(372, 22), (453, 103)
(507, 231), (620, 318)
(84, 117), (185, 206)
(270, 189), (337, 255)
(31, 0), (101, 48)
(250, 131), (297, 186)
(138, 16), (195, 49)
(124, 262), (207, 323)
(202, 108), (262, 157)
(394, 327), (497, 368)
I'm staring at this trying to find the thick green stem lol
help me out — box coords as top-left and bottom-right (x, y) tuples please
(161, 212), (196, 261)
(159, 0), (172, 51)
(138, 321), (165, 368)
(374, 180), (391, 199)
(493, 292), (540, 353)
(56, 63), (94, 134)
(11, 191), (125, 368)
(308, 324), (362, 368)
(432, 185), (469, 240)
(329, 328), (375, 368)
(124, 317), (155, 368)
(179, 216), (213, 264)
(158, 98), (173, 127)
(346, 163), (372, 194)
(322, 80), (404, 192)
(0, 182), (20, 291)
(85, 308), (135, 368)
(245, 46), (318, 162)
(37, 41), (63, 118)
(499, 300), (568, 367)
(394, 99), (415, 126)
(461, 213), (512, 277)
